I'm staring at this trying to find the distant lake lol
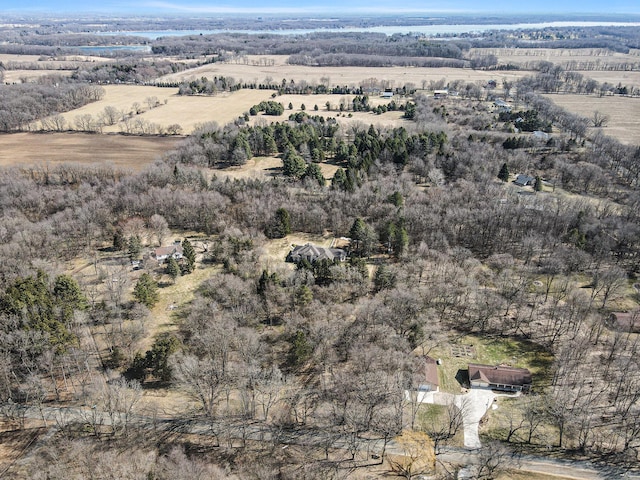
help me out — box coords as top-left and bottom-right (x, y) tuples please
(97, 21), (640, 39)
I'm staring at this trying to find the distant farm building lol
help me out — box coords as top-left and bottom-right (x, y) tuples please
(607, 311), (640, 333)
(381, 88), (394, 99)
(494, 99), (511, 113)
(532, 130), (550, 142)
(468, 363), (532, 393)
(433, 89), (449, 99)
(286, 243), (347, 264)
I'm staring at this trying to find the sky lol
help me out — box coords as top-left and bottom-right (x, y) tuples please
(2, 0), (640, 15)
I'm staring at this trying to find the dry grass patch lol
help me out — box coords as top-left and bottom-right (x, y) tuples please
(158, 60), (527, 88)
(0, 132), (178, 171)
(215, 154), (340, 182)
(570, 70), (640, 90)
(0, 420), (47, 475)
(134, 89), (273, 133)
(53, 85), (273, 134)
(143, 263), (219, 351)
(543, 93), (640, 145)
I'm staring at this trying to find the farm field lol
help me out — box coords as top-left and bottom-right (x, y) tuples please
(46, 83), (412, 135)
(157, 54), (527, 88)
(469, 47), (640, 69)
(573, 70), (640, 90)
(133, 88), (274, 132)
(543, 93), (640, 144)
(0, 132), (178, 171)
(50, 85), (275, 134)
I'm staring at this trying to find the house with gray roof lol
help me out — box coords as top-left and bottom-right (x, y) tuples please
(514, 173), (536, 187)
(286, 243), (347, 264)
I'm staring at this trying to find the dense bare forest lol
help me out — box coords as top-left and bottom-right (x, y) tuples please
(1, 13), (640, 480)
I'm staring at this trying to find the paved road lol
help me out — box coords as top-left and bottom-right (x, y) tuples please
(10, 404), (640, 480)
(438, 447), (640, 480)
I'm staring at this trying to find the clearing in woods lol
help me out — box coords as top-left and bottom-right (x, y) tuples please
(543, 93), (640, 145)
(49, 85), (274, 134)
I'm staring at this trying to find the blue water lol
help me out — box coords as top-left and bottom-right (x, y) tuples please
(97, 21), (640, 39)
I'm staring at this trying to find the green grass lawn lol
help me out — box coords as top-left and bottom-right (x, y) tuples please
(423, 334), (553, 394)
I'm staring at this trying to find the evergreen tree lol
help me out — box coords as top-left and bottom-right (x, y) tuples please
(145, 334), (180, 382)
(374, 264), (397, 292)
(133, 273), (159, 308)
(166, 257), (180, 282)
(287, 330), (312, 370)
(349, 218), (377, 257)
(113, 229), (126, 251)
(498, 162), (510, 182)
(294, 285), (313, 307)
(53, 274), (88, 321)
(282, 149), (307, 179)
(2, 271), (76, 351)
(534, 175), (543, 192)
(393, 226), (409, 259)
(303, 162), (325, 186)
(127, 235), (142, 258)
(388, 191), (404, 208)
(331, 167), (348, 191)
(181, 238), (196, 273)
(265, 207), (292, 239)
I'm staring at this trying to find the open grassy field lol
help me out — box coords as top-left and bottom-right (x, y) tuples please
(543, 93), (640, 144)
(4, 69), (77, 83)
(134, 88), (274, 132)
(51, 85), (274, 134)
(157, 54), (527, 88)
(1, 53), (111, 83)
(0, 132), (178, 171)
(469, 47), (640, 69)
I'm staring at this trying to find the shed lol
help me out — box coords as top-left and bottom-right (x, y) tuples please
(418, 356), (440, 392)
(381, 88), (394, 99)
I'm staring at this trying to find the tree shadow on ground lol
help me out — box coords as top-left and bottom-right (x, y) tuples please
(455, 368), (469, 388)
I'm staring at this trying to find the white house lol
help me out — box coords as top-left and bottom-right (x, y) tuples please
(381, 88), (394, 99)
(154, 244), (183, 262)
